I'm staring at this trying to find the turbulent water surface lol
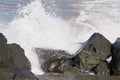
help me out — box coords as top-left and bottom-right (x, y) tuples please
(0, 0), (120, 75)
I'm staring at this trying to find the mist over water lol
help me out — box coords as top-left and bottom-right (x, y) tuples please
(0, 0), (80, 75)
(74, 0), (120, 42)
(0, 0), (120, 75)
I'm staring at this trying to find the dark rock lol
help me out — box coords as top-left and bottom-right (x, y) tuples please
(0, 33), (11, 67)
(35, 48), (72, 65)
(41, 57), (67, 72)
(0, 33), (37, 80)
(37, 72), (120, 80)
(92, 61), (110, 76)
(41, 57), (72, 73)
(0, 67), (39, 80)
(0, 68), (14, 80)
(7, 43), (31, 70)
(40, 33), (111, 75)
(11, 68), (38, 80)
(0, 33), (31, 70)
(111, 38), (120, 75)
(0, 33), (7, 44)
(72, 33), (111, 71)
(41, 57), (86, 76)
(38, 48), (81, 74)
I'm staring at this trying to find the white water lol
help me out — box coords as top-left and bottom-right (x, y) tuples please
(0, 0), (120, 75)
(74, 0), (120, 42)
(0, 0), (80, 75)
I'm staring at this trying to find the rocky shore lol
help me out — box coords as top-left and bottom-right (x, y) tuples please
(0, 33), (38, 80)
(36, 33), (120, 80)
(1, 32), (120, 80)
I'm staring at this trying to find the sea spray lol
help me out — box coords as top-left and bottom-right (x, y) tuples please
(0, 0), (120, 75)
(73, 0), (120, 43)
(0, 0), (80, 74)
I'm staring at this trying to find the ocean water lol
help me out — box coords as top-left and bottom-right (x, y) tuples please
(0, 0), (120, 75)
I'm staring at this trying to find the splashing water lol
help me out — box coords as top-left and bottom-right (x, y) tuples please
(0, 0), (80, 75)
(74, 0), (120, 42)
(0, 0), (120, 75)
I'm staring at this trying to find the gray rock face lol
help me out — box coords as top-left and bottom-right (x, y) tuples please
(37, 33), (120, 80)
(0, 33), (11, 67)
(41, 56), (83, 75)
(41, 57), (70, 73)
(92, 61), (110, 76)
(111, 38), (120, 75)
(0, 67), (39, 80)
(36, 48), (73, 73)
(72, 33), (111, 71)
(35, 48), (71, 62)
(37, 73), (120, 80)
(40, 33), (112, 76)
(0, 33), (38, 80)
(7, 44), (31, 70)
(0, 33), (31, 69)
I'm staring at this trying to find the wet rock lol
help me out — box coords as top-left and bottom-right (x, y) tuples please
(0, 68), (14, 80)
(41, 57), (69, 72)
(41, 56), (78, 73)
(41, 57), (86, 76)
(40, 33), (112, 75)
(0, 33), (11, 67)
(111, 38), (120, 75)
(7, 44), (31, 70)
(0, 67), (39, 80)
(37, 72), (120, 80)
(92, 61), (110, 76)
(72, 33), (111, 71)
(0, 33), (38, 80)
(0, 33), (31, 70)
(38, 48), (82, 74)
(35, 48), (72, 65)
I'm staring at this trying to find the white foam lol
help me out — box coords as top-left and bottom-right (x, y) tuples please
(0, 0), (80, 75)
(0, 0), (120, 75)
(74, 0), (120, 43)
(106, 56), (112, 63)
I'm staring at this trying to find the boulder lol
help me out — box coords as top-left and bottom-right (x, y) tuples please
(7, 44), (31, 70)
(0, 67), (39, 80)
(41, 57), (70, 73)
(72, 33), (111, 71)
(41, 57), (80, 73)
(36, 48), (71, 73)
(35, 48), (72, 65)
(37, 48), (81, 74)
(0, 33), (11, 67)
(37, 72), (120, 80)
(0, 33), (31, 70)
(92, 61), (110, 76)
(0, 33), (38, 80)
(0, 68), (14, 80)
(111, 38), (120, 75)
